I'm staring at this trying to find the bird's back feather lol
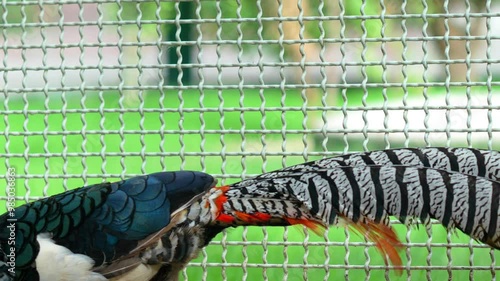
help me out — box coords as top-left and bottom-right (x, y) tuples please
(0, 171), (216, 281)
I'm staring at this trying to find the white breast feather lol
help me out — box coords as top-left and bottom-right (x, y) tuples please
(35, 234), (107, 281)
(35, 234), (164, 281)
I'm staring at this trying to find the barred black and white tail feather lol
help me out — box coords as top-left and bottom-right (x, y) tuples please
(224, 154), (500, 249)
(2, 147), (500, 281)
(251, 147), (500, 183)
(155, 147), (500, 278)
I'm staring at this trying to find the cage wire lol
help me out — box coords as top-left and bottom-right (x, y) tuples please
(1, 0), (500, 280)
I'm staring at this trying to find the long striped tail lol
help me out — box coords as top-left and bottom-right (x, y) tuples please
(208, 148), (500, 270)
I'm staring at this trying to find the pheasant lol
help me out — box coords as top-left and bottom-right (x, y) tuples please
(1, 147), (498, 280)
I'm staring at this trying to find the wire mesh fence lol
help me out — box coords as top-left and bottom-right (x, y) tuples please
(1, 0), (500, 280)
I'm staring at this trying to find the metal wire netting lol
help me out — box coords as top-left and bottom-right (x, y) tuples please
(1, 0), (500, 280)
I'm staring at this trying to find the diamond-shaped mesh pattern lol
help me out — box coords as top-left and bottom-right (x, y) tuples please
(1, 0), (499, 280)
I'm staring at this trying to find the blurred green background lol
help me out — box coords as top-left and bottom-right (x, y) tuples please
(1, 88), (499, 281)
(1, 0), (499, 280)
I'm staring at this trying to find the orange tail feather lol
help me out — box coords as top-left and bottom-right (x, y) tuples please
(348, 219), (404, 274)
(284, 217), (326, 236)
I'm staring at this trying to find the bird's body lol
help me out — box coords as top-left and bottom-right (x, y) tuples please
(0, 171), (217, 281)
(1, 147), (499, 280)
